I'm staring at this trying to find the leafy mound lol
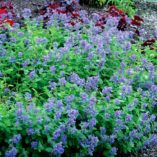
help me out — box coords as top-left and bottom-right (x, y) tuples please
(0, 1), (157, 157)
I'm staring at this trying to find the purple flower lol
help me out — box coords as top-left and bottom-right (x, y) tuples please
(56, 100), (63, 108)
(53, 128), (62, 140)
(18, 52), (23, 57)
(115, 110), (122, 118)
(142, 112), (149, 121)
(142, 103), (148, 109)
(52, 142), (64, 155)
(123, 42), (131, 51)
(11, 134), (22, 144)
(24, 39), (30, 46)
(22, 8), (32, 19)
(60, 71), (65, 77)
(114, 98), (121, 105)
(5, 147), (17, 157)
(155, 29), (157, 38)
(141, 58), (148, 68)
(9, 57), (16, 64)
(0, 48), (7, 57)
(22, 59), (30, 67)
(92, 13), (100, 22)
(67, 109), (78, 120)
(49, 81), (57, 91)
(88, 118), (97, 128)
(44, 125), (51, 133)
(17, 32), (24, 37)
(125, 115), (132, 123)
(129, 129), (138, 139)
(80, 92), (88, 103)
(31, 141), (38, 149)
(144, 124), (151, 134)
(43, 55), (49, 62)
(86, 76), (99, 91)
(61, 134), (67, 143)
(4, 88), (10, 94)
(44, 101), (54, 112)
(144, 135), (157, 147)
(29, 70), (36, 80)
(50, 66), (56, 74)
(139, 81), (154, 89)
(89, 96), (97, 106)
(100, 127), (106, 134)
(55, 110), (62, 119)
(110, 147), (118, 156)
(130, 54), (137, 61)
(0, 71), (3, 78)
(16, 108), (23, 121)
(100, 127), (107, 141)
(102, 86), (112, 95)
(105, 113), (110, 119)
(36, 38), (48, 45)
(27, 128), (35, 136)
(106, 16), (119, 27)
(25, 92), (32, 101)
(0, 34), (7, 42)
(59, 77), (67, 86)
(69, 73), (85, 86)
(109, 135), (116, 144)
(150, 115), (156, 122)
(23, 115), (31, 125)
(81, 136), (99, 156)
(65, 95), (75, 104)
(121, 85), (132, 97)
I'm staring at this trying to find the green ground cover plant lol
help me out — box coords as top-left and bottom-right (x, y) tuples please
(0, 1), (157, 157)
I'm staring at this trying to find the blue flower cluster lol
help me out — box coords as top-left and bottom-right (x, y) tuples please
(0, 1), (157, 157)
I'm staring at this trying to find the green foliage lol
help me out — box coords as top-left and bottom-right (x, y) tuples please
(0, 16), (157, 157)
(85, 0), (136, 17)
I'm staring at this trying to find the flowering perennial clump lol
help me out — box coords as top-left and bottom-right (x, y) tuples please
(0, 1), (157, 157)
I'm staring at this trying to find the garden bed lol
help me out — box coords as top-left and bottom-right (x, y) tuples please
(0, 0), (157, 157)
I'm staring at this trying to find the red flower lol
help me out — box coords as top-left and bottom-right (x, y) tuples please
(5, 19), (14, 26)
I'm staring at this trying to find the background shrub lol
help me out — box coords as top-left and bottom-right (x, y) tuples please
(80, 0), (136, 16)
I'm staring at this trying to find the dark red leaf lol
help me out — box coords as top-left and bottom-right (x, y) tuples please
(134, 15), (144, 22)
(142, 39), (156, 47)
(131, 20), (141, 26)
(48, 3), (60, 9)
